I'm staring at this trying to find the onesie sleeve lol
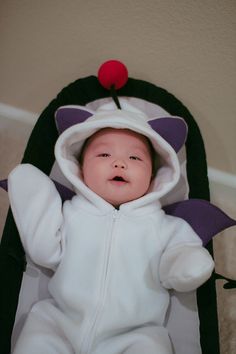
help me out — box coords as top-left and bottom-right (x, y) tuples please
(8, 164), (64, 269)
(159, 215), (214, 292)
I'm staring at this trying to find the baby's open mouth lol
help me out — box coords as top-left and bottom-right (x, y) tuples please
(113, 176), (125, 181)
(110, 176), (128, 183)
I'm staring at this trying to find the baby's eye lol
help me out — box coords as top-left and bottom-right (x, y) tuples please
(129, 156), (142, 161)
(97, 153), (111, 157)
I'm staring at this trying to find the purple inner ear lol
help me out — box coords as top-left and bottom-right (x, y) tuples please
(148, 117), (187, 152)
(55, 107), (93, 134)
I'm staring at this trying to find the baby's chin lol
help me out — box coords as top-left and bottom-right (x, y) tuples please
(104, 196), (131, 208)
(105, 193), (147, 208)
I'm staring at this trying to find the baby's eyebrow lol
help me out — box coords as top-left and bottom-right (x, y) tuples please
(131, 145), (150, 156)
(92, 142), (111, 150)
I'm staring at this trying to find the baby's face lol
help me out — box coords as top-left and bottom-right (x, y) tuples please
(81, 128), (153, 207)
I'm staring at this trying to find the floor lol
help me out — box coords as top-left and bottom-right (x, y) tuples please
(0, 117), (235, 353)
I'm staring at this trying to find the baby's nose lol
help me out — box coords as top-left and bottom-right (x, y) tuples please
(112, 159), (127, 169)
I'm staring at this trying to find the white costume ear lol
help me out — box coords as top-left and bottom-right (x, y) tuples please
(148, 117), (188, 152)
(55, 106), (94, 134)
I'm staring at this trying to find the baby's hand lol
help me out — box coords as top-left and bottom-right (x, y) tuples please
(159, 245), (214, 292)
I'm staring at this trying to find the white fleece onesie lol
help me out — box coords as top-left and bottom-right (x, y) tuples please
(8, 108), (214, 354)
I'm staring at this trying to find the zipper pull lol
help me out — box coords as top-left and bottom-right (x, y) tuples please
(113, 209), (119, 219)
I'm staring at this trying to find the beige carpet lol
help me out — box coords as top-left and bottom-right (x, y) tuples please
(0, 117), (235, 353)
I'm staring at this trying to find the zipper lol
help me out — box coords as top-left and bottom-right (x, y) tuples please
(80, 209), (119, 354)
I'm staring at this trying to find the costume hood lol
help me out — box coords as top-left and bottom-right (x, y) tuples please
(54, 105), (187, 211)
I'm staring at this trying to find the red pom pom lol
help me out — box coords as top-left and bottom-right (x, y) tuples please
(98, 60), (128, 90)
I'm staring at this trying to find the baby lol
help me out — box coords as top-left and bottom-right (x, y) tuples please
(8, 108), (214, 354)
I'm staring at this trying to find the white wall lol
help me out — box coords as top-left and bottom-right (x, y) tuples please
(0, 0), (235, 175)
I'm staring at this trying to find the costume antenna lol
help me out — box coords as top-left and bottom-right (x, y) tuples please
(98, 60), (128, 110)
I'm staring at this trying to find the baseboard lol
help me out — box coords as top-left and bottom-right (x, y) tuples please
(0, 102), (38, 125)
(208, 167), (236, 188)
(208, 168), (236, 212)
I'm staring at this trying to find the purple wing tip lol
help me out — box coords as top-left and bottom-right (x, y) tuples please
(0, 179), (8, 192)
(53, 180), (76, 202)
(163, 199), (236, 246)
